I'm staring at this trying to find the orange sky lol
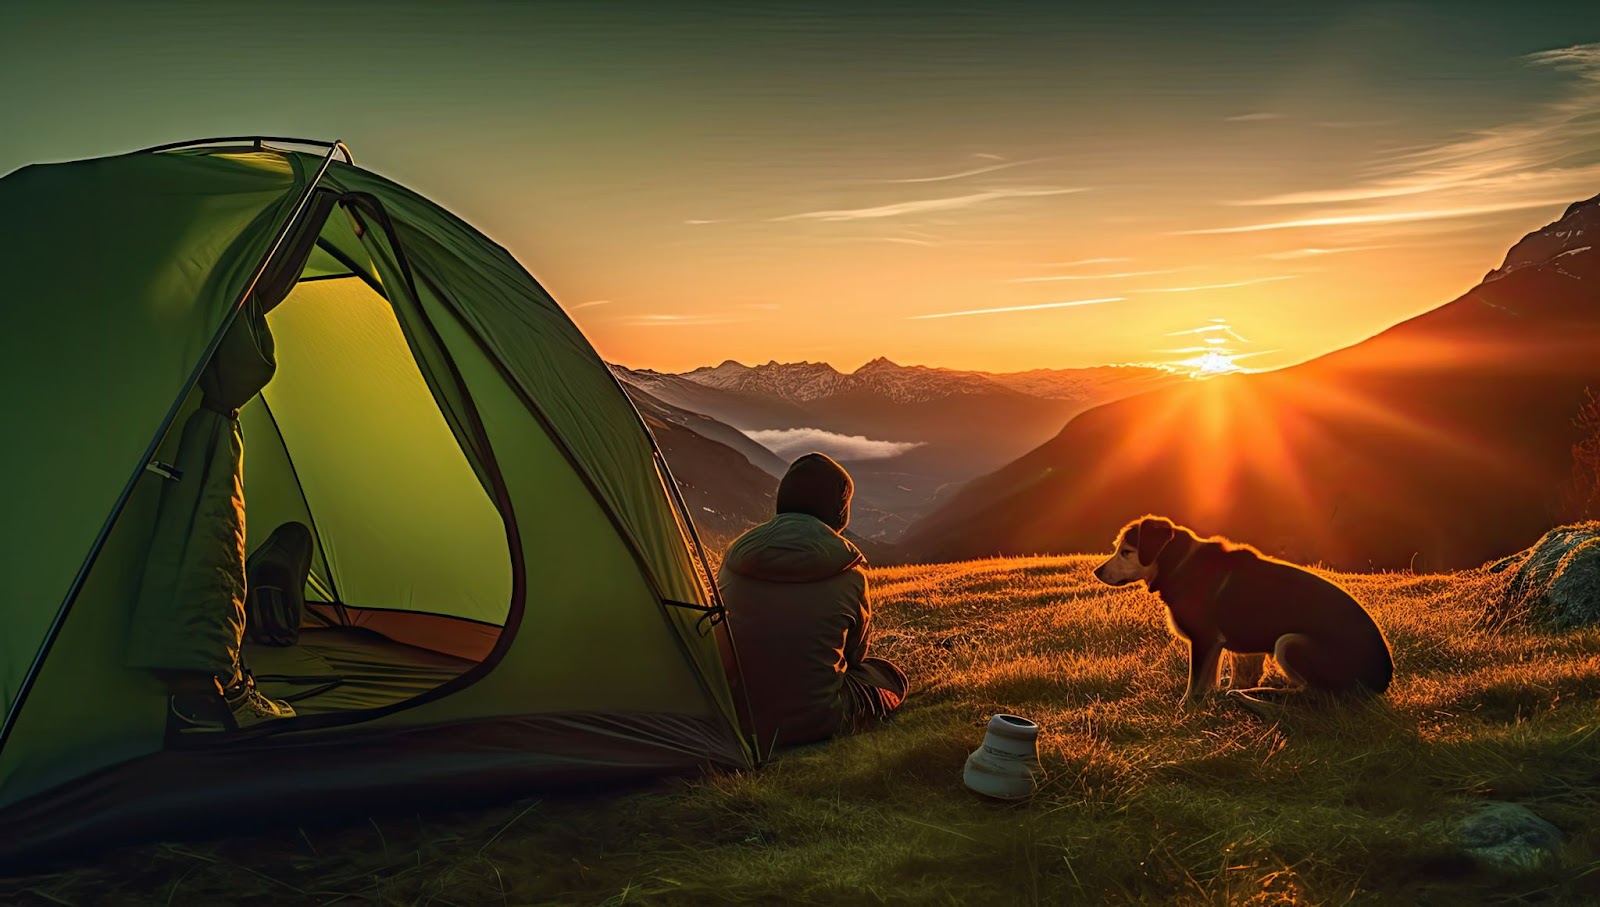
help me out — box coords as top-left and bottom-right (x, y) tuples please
(554, 154), (1594, 375)
(4, 4), (1598, 375)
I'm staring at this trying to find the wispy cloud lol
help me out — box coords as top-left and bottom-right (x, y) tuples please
(744, 428), (923, 461)
(569, 299), (613, 311)
(1317, 119), (1393, 130)
(1197, 43), (1600, 235)
(684, 218), (723, 225)
(1262, 245), (1390, 260)
(773, 186), (1086, 222)
(1232, 184), (1445, 206)
(882, 156), (1054, 184)
(909, 297), (1123, 320)
(1046, 257), (1134, 268)
(1136, 277), (1296, 292)
(1231, 349), (1282, 361)
(1143, 318), (1282, 377)
(1153, 348), (1282, 362)
(1225, 112), (1282, 122)
(1008, 269), (1178, 283)
(617, 313), (747, 327)
(1165, 324), (1251, 343)
(1177, 200), (1570, 235)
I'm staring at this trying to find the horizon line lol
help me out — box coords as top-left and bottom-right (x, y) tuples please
(606, 354), (1294, 378)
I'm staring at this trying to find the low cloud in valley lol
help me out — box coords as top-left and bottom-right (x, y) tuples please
(743, 428), (925, 461)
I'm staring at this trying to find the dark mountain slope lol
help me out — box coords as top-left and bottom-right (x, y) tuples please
(624, 385), (778, 553)
(624, 383), (788, 478)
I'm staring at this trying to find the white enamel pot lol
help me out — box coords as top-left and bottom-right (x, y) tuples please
(963, 713), (1041, 800)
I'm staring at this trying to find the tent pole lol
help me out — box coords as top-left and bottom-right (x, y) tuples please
(134, 136), (354, 165)
(0, 142), (346, 756)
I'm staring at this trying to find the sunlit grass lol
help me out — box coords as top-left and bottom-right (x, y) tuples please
(6, 557), (1599, 904)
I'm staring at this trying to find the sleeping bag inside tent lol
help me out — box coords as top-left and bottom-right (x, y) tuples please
(0, 138), (753, 866)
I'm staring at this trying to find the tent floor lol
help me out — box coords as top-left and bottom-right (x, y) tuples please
(244, 625), (478, 715)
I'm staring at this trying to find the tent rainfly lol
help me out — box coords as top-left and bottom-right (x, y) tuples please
(0, 138), (755, 866)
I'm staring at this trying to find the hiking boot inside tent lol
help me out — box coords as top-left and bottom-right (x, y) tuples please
(0, 138), (755, 866)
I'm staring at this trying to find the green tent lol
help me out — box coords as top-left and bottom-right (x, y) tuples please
(0, 138), (754, 864)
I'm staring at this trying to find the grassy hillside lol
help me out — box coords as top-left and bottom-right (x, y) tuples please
(7, 558), (1600, 905)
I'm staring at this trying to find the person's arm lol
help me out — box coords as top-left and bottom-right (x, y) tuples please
(842, 571), (872, 670)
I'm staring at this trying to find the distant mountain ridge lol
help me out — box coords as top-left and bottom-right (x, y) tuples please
(673, 356), (1174, 406)
(682, 357), (1024, 404)
(902, 193), (1600, 571)
(612, 358), (1181, 543)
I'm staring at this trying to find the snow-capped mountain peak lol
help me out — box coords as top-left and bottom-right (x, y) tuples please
(1484, 193), (1599, 284)
(682, 359), (849, 401)
(674, 356), (1006, 404)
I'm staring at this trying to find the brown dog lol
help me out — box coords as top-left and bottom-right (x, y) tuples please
(1093, 515), (1393, 708)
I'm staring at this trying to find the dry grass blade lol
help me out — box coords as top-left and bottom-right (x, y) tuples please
(478, 799), (543, 858)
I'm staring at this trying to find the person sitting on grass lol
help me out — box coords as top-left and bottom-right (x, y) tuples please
(717, 452), (909, 752)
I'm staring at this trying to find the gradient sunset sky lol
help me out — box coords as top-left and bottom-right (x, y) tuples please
(4, 2), (1598, 374)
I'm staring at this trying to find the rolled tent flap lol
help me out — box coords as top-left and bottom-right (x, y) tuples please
(124, 300), (278, 677)
(121, 190), (335, 679)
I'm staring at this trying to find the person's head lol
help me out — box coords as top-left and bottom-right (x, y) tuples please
(776, 452), (853, 532)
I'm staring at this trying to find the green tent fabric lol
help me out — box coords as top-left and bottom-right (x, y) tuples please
(0, 139), (754, 865)
(126, 296), (279, 678)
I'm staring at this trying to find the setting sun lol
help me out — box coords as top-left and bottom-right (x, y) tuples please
(1179, 349), (1245, 377)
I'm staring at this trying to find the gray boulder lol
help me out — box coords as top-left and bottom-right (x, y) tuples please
(1495, 523), (1600, 630)
(1454, 801), (1565, 872)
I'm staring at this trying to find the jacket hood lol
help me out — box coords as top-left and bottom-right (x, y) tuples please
(722, 512), (864, 583)
(776, 452), (853, 532)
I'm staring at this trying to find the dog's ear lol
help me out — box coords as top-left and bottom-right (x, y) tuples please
(1135, 516), (1175, 566)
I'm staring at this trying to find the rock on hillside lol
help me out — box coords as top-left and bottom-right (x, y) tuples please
(1494, 522), (1600, 630)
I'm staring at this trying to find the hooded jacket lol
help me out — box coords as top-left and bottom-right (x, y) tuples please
(717, 512), (870, 747)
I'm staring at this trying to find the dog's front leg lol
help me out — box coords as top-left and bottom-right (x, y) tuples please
(1182, 636), (1225, 707)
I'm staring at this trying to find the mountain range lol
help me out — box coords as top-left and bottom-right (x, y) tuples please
(613, 358), (1177, 541)
(902, 194), (1600, 570)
